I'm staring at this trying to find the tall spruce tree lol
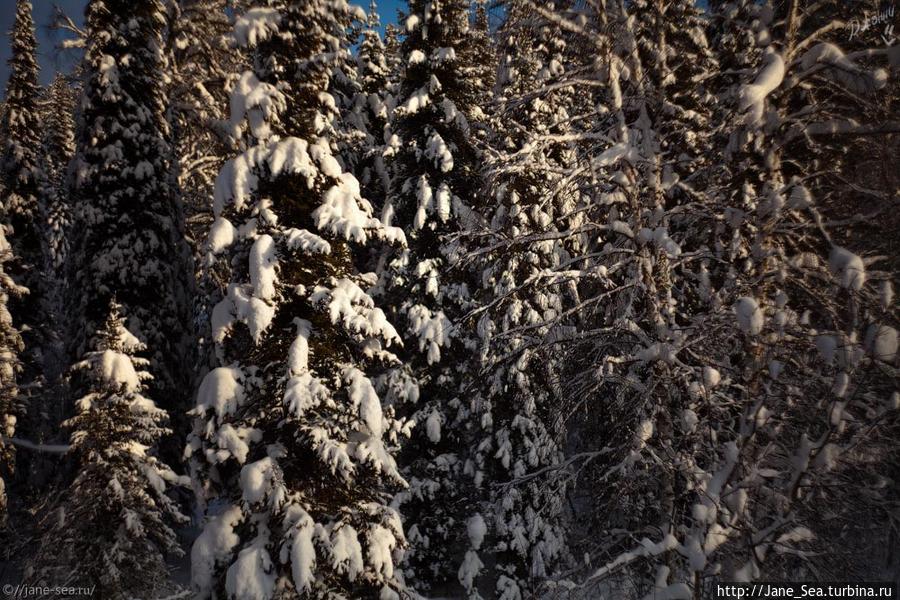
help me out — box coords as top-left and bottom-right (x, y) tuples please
(186, 3), (410, 597)
(24, 73), (79, 490)
(466, 0), (495, 132)
(0, 0), (48, 483)
(327, 5), (372, 203)
(383, 22), (402, 84)
(383, 0), (492, 595)
(347, 1), (393, 221)
(463, 0), (591, 595)
(66, 0), (193, 413)
(0, 0), (43, 279)
(41, 74), (77, 274)
(357, 3), (390, 97)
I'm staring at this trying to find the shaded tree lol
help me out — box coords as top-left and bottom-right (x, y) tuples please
(186, 2), (410, 597)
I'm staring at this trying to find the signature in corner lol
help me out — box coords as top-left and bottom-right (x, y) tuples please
(847, 4), (897, 45)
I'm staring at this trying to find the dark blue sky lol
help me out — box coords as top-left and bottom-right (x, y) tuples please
(0, 0), (85, 88)
(0, 0), (407, 94)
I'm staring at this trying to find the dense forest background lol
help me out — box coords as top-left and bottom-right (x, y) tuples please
(0, 0), (898, 598)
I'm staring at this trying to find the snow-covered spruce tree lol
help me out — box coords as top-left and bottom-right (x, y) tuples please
(41, 73), (77, 274)
(66, 0), (193, 414)
(0, 0), (43, 284)
(23, 73), (80, 491)
(381, 0), (493, 595)
(0, 0), (47, 465)
(465, 0), (495, 135)
(383, 23), (402, 85)
(0, 230), (25, 527)
(344, 2), (393, 227)
(28, 303), (187, 598)
(356, 3), (392, 137)
(185, 3), (410, 598)
(327, 4), (379, 223)
(458, 0), (599, 596)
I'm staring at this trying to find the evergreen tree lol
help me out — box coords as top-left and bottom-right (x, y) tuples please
(41, 74), (77, 274)
(465, 0), (495, 132)
(346, 1), (394, 252)
(0, 0), (43, 277)
(186, 3), (409, 597)
(24, 74), (79, 491)
(358, 3), (390, 99)
(327, 5), (370, 193)
(383, 0), (491, 595)
(0, 0), (49, 481)
(463, 0), (589, 595)
(29, 303), (187, 598)
(383, 23), (402, 85)
(66, 0), (194, 413)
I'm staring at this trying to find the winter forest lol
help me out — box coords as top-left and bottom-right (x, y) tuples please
(0, 0), (898, 598)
